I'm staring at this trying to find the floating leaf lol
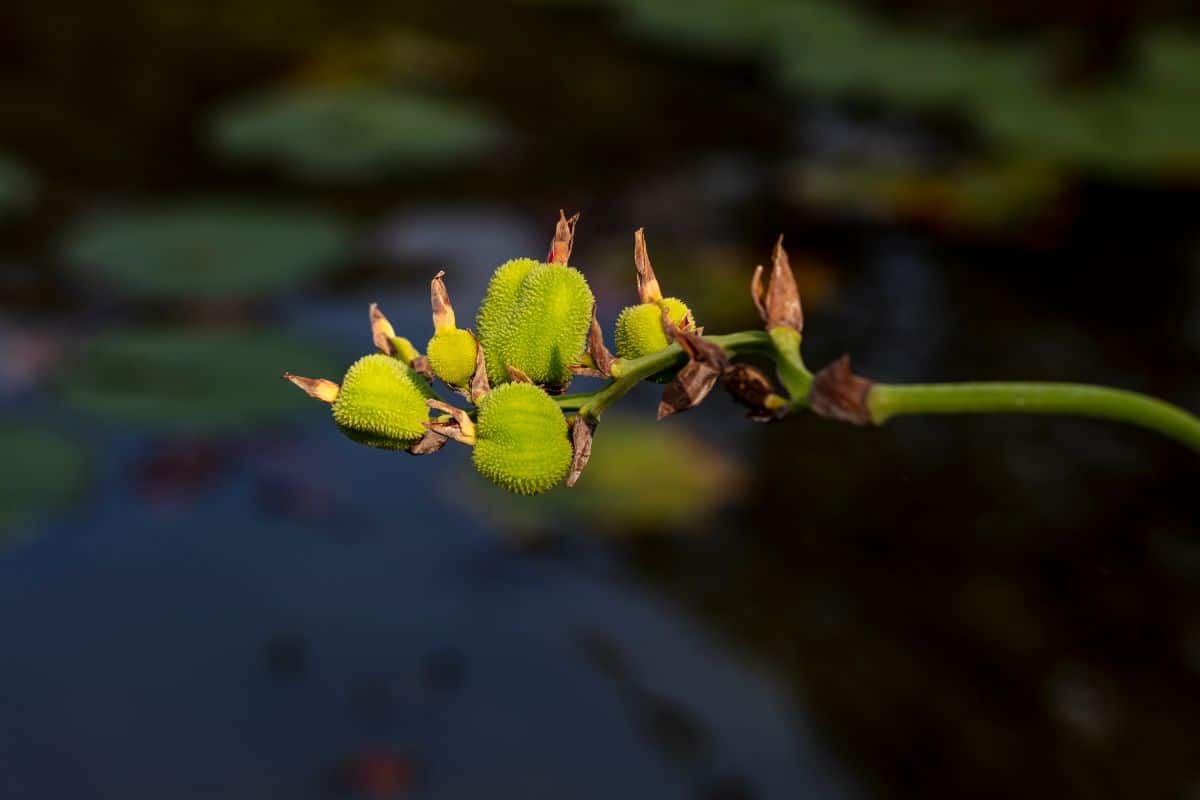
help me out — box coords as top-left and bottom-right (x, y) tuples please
(63, 201), (352, 299)
(211, 86), (500, 182)
(0, 423), (88, 544)
(59, 327), (342, 433)
(605, 0), (1200, 176)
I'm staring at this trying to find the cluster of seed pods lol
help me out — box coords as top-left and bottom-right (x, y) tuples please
(285, 212), (801, 494)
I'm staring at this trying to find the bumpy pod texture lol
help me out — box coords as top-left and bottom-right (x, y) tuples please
(332, 354), (436, 449)
(476, 258), (593, 386)
(614, 297), (693, 361)
(427, 328), (477, 386)
(472, 383), (572, 495)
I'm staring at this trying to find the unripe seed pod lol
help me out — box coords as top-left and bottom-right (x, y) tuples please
(476, 258), (593, 387)
(614, 297), (694, 361)
(476, 258), (536, 380)
(332, 354), (436, 450)
(427, 328), (477, 386)
(472, 382), (572, 495)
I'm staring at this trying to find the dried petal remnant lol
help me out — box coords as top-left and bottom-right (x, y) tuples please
(723, 363), (784, 421)
(810, 355), (874, 426)
(430, 271), (456, 332)
(425, 398), (476, 444)
(469, 339), (490, 403)
(547, 209), (580, 265)
(586, 306), (615, 378)
(283, 373), (340, 403)
(633, 228), (663, 304)
(566, 415), (596, 487)
(753, 236), (803, 333)
(657, 320), (729, 420)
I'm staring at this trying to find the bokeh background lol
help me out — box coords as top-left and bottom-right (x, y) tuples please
(3, 1), (1200, 797)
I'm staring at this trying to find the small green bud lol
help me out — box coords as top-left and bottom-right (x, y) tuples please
(476, 258), (593, 388)
(427, 328), (478, 386)
(472, 382), (572, 495)
(370, 302), (421, 363)
(614, 297), (693, 361)
(422, 271), (480, 387)
(332, 353), (436, 450)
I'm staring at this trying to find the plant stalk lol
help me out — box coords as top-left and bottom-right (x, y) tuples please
(554, 327), (1200, 455)
(869, 382), (1200, 453)
(556, 331), (775, 419)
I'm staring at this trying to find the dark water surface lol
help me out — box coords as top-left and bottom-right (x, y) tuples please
(2, 2), (1200, 798)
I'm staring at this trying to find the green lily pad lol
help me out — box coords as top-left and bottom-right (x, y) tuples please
(0, 156), (36, 221)
(0, 423), (88, 544)
(59, 327), (343, 433)
(607, 0), (1200, 176)
(210, 86), (499, 182)
(975, 87), (1200, 175)
(62, 202), (352, 300)
(478, 417), (744, 536)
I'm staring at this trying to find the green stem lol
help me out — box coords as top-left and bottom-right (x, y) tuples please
(554, 326), (1200, 455)
(768, 327), (812, 409)
(555, 330), (775, 420)
(869, 382), (1200, 453)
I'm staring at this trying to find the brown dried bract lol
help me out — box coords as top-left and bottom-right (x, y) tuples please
(665, 311), (729, 368)
(425, 399), (477, 444)
(750, 265), (767, 321)
(658, 361), (722, 420)
(469, 339), (490, 403)
(369, 302), (396, 355)
(566, 416), (596, 487)
(723, 363), (783, 421)
(657, 319), (730, 420)
(506, 365), (533, 384)
(810, 355), (874, 426)
(586, 305), (615, 377)
(430, 270), (456, 332)
(547, 209), (580, 265)
(753, 236), (804, 333)
(283, 373), (340, 403)
(633, 228), (663, 304)
(410, 355), (435, 381)
(407, 428), (448, 455)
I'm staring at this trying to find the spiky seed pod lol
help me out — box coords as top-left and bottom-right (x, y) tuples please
(427, 329), (477, 386)
(332, 354), (436, 450)
(472, 383), (572, 495)
(475, 259), (594, 387)
(476, 257), (537, 378)
(614, 297), (693, 362)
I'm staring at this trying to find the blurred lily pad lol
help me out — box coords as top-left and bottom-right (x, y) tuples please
(605, 0), (1200, 177)
(0, 423), (88, 544)
(0, 156), (36, 221)
(974, 82), (1200, 176)
(59, 327), (342, 433)
(791, 160), (1068, 233)
(211, 86), (500, 182)
(479, 417), (743, 536)
(62, 202), (351, 299)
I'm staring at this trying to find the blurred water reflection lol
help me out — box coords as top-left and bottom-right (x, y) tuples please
(1, 1), (1199, 798)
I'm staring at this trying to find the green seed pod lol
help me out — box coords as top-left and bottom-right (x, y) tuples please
(472, 383), (572, 495)
(427, 328), (477, 386)
(475, 258), (593, 387)
(332, 353), (435, 450)
(614, 297), (693, 361)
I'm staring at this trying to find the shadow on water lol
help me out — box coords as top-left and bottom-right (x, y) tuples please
(1, 1), (1199, 798)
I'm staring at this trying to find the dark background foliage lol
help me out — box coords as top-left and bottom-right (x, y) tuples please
(2, 1), (1199, 798)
